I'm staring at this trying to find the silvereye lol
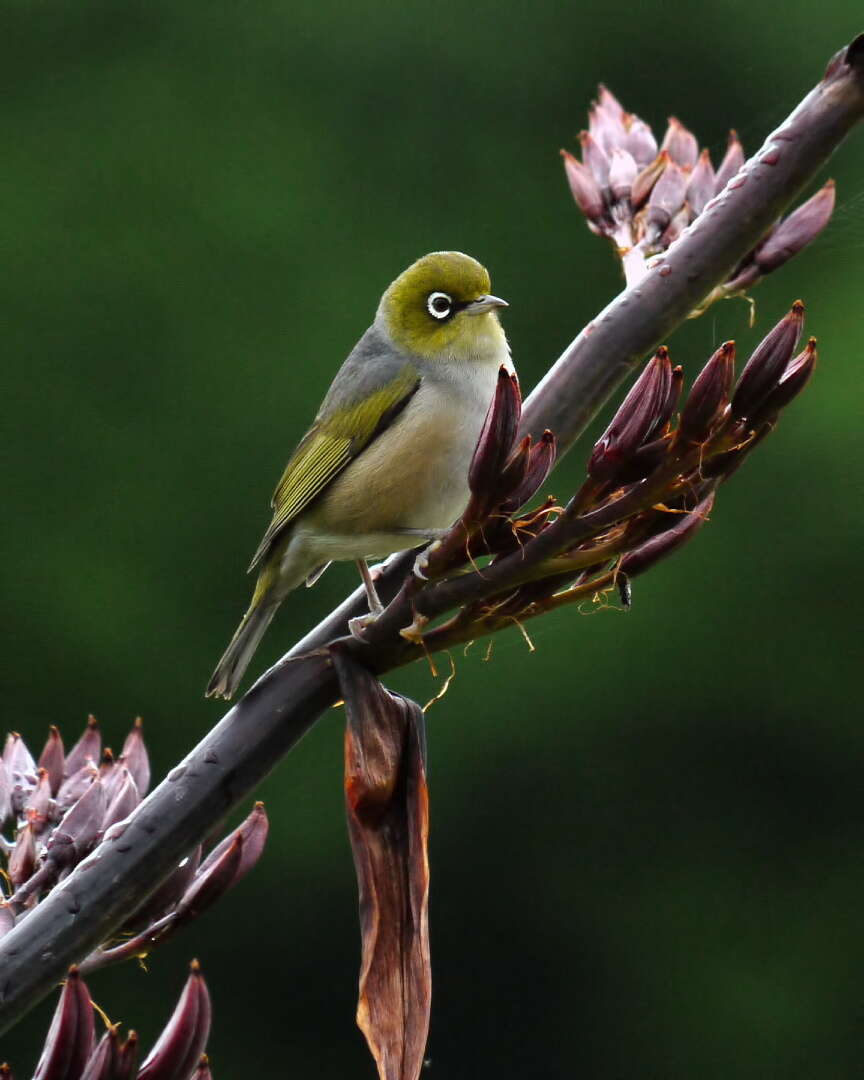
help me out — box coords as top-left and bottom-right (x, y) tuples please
(206, 251), (511, 699)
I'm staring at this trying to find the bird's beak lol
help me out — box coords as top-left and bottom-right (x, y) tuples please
(465, 294), (509, 315)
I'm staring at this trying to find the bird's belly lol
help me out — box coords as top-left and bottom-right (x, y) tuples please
(296, 376), (493, 559)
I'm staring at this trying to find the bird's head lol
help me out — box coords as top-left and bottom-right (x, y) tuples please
(378, 251), (508, 361)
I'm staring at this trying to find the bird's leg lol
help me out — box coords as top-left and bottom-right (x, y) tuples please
(356, 558), (384, 615)
(349, 559), (385, 641)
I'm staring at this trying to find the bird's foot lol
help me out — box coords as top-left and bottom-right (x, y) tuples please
(348, 612), (379, 641)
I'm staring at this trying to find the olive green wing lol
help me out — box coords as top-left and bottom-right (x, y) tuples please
(248, 361), (420, 571)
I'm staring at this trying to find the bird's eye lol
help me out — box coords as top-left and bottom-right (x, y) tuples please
(427, 291), (453, 320)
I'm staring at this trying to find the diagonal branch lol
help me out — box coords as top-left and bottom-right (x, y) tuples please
(1, 34), (862, 1036)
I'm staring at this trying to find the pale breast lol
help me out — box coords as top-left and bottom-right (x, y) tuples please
(307, 363), (501, 537)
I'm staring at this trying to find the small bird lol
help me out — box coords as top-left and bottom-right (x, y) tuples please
(206, 251), (512, 699)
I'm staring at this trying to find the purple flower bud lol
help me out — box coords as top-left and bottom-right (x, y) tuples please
(731, 301), (805, 419)
(56, 762), (99, 812)
(631, 151), (668, 209)
(38, 728), (65, 797)
(468, 367), (522, 508)
(714, 130), (745, 193)
(8, 822), (36, 887)
(661, 116), (699, 168)
(645, 161), (689, 241)
(100, 769), (140, 835)
(137, 960), (212, 1080)
(186, 802), (269, 913)
(4, 733), (36, 790)
(678, 341), (736, 442)
(24, 768), (54, 834)
(754, 337), (818, 420)
(686, 149), (716, 218)
(561, 150), (606, 224)
(117, 1033), (139, 1079)
(579, 130), (611, 188)
(589, 348), (674, 481)
(0, 1064), (14, 1080)
(119, 717), (150, 797)
(623, 116), (658, 167)
(589, 102), (627, 155)
(608, 147), (638, 204)
(502, 430), (557, 513)
(191, 1055), (213, 1080)
(46, 776), (106, 868)
(621, 492), (716, 577)
(33, 967), (95, 1080)
(64, 716), (101, 778)
(754, 180), (835, 274)
(80, 1028), (122, 1080)
(597, 83), (625, 120)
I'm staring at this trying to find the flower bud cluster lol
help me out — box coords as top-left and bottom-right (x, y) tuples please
(0, 961), (212, 1079)
(402, 303), (819, 650)
(562, 86), (835, 298)
(0, 718), (268, 970)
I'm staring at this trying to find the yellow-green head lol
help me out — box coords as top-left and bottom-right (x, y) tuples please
(378, 251), (508, 360)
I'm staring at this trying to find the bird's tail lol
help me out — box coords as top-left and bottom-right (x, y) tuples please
(206, 596), (280, 700)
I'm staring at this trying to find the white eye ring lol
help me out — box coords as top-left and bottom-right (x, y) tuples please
(427, 291), (453, 320)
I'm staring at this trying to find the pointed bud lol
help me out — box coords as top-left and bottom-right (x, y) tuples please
(117, 1033), (139, 1079)
(468, 367), (522, 508)
(24, 768), (54, 834)
(579, 129), (611, 188)
(137, 960), (212, 1080)
(119, 718), (150, 797)
(38, 728), (65, 796)
(678, 341), (736, 442)
(731, 301), (805, 419)
(33, 967), (95, 1080)
(100, 769), (140, 835)
(661, 116), (699, 168)
(608, 147), (638, 204)
(589, 348), (674, 481)
(754, 180), (835, 274)
(630, 151), (667, 209)
(589, 102), (627, 155)
(56, 761), (99, 812)
(754, 337), (818, 420)
(496, 436), (531, 504)
(623, 116), (658, 167)
(621, 492), (715, 577)
(714, 130), (745, 192)
(64, 716), (101, 778)
(502, 430), (557, 512)
(645, 161), (688, 241)
(191, 1055), (213, 1080)
(46, 776), (106, 868)
(8, 822), (36, 887)
(560, 150), (605, 224)
(597, 84), (625, 120)
(4, 734), (37, 794)
(686, 149), (716, 218)
(80, 1028), (122, 1080)
(178, 803), (269, 921)
(194, 802), (269, 893)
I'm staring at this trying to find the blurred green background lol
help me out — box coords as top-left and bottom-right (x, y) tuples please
(3, 0), (863, 1075)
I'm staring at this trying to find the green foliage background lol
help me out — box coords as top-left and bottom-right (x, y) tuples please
(3, 1), (863, 1075)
